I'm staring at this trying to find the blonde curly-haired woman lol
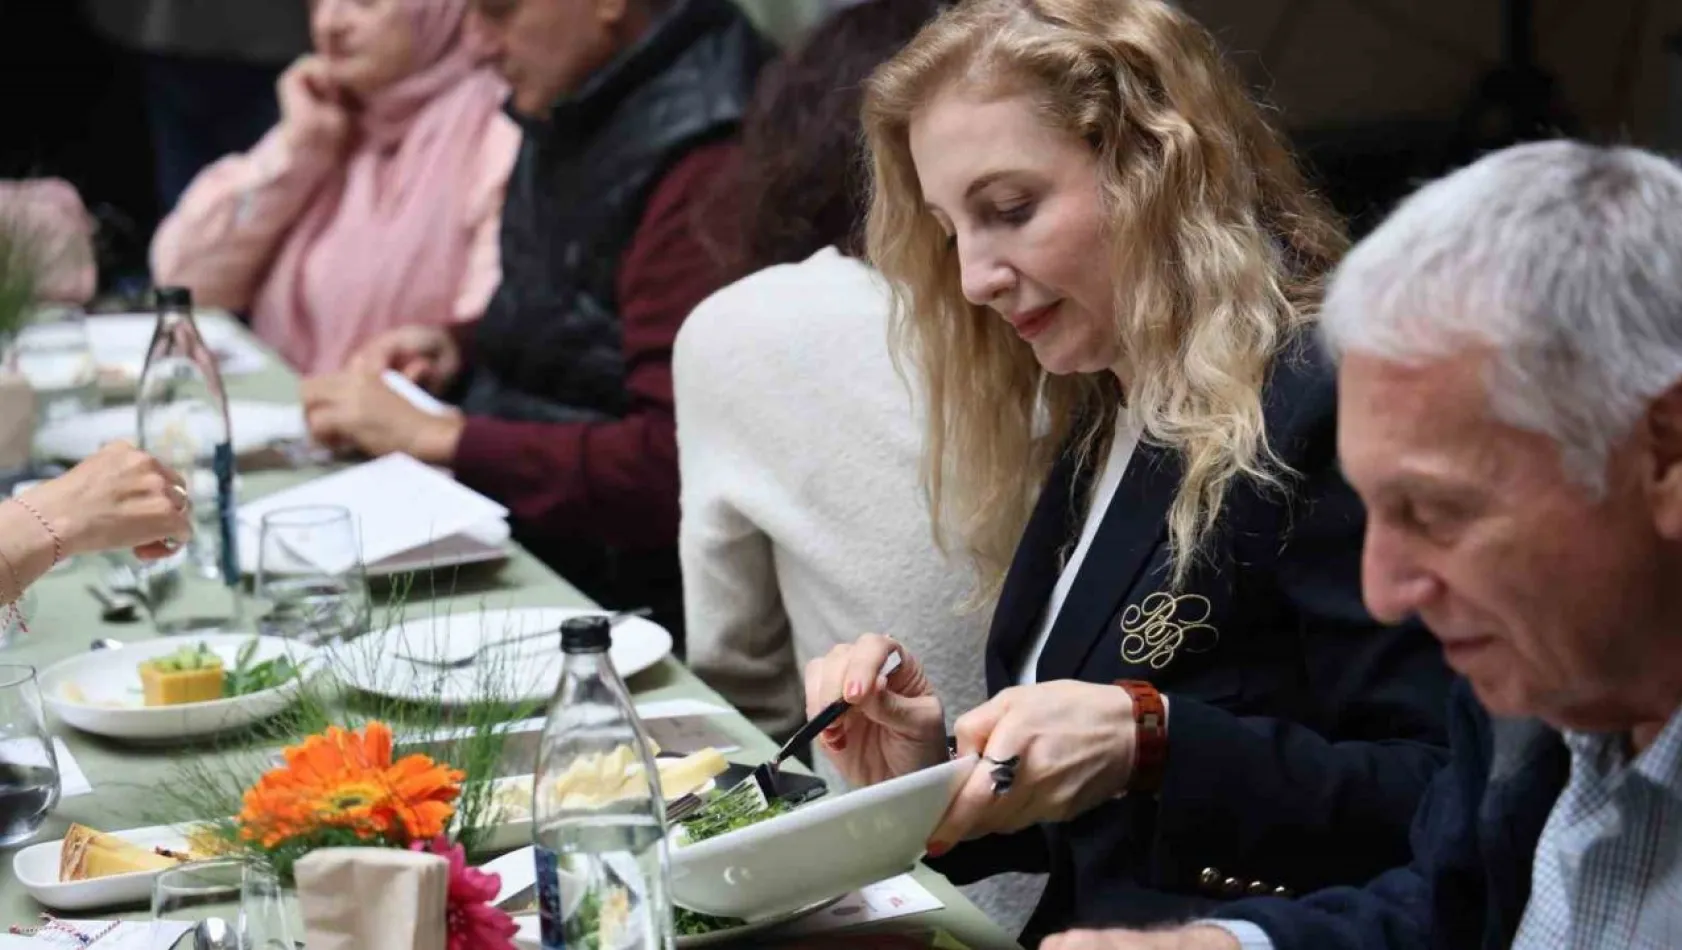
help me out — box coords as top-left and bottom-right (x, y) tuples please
(803, 0), (1453, 941)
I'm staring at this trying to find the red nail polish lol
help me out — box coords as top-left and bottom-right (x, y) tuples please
(925, 840), (949, 858)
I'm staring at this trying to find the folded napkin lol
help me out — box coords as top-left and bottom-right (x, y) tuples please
(296, 848), (449, 950)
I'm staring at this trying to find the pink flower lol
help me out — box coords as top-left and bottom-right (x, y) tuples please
(413, 837), (519, 950)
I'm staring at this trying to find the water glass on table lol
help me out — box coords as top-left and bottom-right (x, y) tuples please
(9, 310), (99, 428)
(152, 858), (245, 949)
(0, 663), (60, 846)
(240, 862), (304, 950)
(152, 859), (304, 950)
(255, 505), (371, 644)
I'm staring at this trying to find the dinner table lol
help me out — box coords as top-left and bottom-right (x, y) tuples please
(0, 312), (1024, 949)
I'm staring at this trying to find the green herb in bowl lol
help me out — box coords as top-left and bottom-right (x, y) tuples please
(677, 793), (792, 845)
(221, 638), (299, 698)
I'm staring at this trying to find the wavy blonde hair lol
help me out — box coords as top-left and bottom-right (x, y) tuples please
(864, 0), (1347, 594)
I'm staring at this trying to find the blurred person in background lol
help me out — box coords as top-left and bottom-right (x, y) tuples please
(80, 0), (312, 213)
(150, 0), (518, 376)
(300, 0), (769, 641)
(0, 179), (97, 306)
(675, 0), (1045, 932)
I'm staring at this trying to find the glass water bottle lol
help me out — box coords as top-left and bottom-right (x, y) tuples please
(135, 286), (243, 635)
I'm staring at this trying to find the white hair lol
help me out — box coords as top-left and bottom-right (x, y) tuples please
(1321, 141), (1682, 492)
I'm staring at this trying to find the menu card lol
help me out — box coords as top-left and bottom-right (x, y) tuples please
(236, 453), (509, 574)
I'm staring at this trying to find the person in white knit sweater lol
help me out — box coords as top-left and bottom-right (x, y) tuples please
(673, 0), (1045, 932)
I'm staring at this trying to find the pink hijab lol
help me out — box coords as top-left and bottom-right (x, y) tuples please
(251, 0), (507, 373)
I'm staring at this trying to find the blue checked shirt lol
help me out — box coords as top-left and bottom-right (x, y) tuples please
(1205, 704), (1682, 950)
(1510, 704), (1682, 949)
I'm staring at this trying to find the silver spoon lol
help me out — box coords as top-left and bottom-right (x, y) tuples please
(193, 918), (238, 950)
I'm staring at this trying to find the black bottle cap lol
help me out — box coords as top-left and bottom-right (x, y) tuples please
(155, 286), (192, 309)
(560, 616), (611, 652)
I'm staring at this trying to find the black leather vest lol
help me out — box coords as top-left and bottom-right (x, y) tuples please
(461, 0), (767, 422)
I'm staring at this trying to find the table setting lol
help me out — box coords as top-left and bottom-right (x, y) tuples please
(0, 309), (1021, 949)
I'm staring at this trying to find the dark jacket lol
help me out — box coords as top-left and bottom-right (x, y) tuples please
(933, 335), (1454, 942)
(461, 0), (767, 425)
(446, 0), (769, 633)
(1222, 678), (1569, 950)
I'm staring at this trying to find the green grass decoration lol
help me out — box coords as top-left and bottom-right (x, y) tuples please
(141, 570), (551, 881)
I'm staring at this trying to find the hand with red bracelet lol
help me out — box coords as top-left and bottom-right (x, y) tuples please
(9, 441), (192, 567)
(926, 680), (1141, 855)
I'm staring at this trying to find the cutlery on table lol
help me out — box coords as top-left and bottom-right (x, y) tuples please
(193, 918), (238, 950)
(396, 607), (655, 669)
(86, 584), (140, 623)
(697, 652), (904, 820)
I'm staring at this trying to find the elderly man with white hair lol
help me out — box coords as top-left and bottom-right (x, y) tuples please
(1039, 140), (1682, 950)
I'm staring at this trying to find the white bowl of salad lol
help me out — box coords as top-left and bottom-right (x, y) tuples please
(667, 755), (977, 921)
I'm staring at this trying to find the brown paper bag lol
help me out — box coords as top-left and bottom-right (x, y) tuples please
(295, 848), (449, 950)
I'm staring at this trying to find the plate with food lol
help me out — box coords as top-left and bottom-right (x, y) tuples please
(666, 756), (977, 922)
(40, 635), (324, 742)
(334, 607), (672, 707)
(481, 745), (753, 853)
(12, 821), (226, 911)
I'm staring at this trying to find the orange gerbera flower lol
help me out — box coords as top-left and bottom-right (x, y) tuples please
(238, 722), (465, 849)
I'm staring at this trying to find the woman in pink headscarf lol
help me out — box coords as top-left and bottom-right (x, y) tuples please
(150, 0), (519, 374)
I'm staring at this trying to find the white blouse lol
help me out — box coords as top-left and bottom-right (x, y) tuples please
(1016, 413), (1141, 686)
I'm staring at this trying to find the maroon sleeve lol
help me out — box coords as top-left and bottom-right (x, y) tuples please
(448, 318), (478, 371)
(449, 141), (738, 551)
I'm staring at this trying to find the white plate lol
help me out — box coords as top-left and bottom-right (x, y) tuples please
(333, 607), (672, 707)
(512, 895), (842, 948)
(85, 312), (269, 385)
(13, 821), (199, 911)
(40, 635), (325, 742)
(34, 401), (306, 462)
(668, 757), (977, 921)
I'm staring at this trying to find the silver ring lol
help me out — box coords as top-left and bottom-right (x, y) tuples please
(170, 484), (190, 511)
(985, 754), (1019, 797)
(161, 536), (181, 551)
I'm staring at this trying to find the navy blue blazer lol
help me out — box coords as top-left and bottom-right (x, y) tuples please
(932, 337), (1454, 941)
(1223, 679), (1569, 950)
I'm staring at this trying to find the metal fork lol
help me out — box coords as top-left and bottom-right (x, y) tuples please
(396, 607), (654, 669)
(665, 792), (706, 824)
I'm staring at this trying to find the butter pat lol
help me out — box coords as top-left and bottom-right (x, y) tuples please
(140, 661), (224, 706)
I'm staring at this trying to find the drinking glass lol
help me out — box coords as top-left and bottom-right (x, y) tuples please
(239, 862), (303, 950)
(0, 664), (59, 846)
(152, 859), (245, 950)
(255, 505), (370, 644)
(10, 310), (98, 428)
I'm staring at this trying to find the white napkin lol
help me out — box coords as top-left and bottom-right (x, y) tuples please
(295, 848), (449, 950)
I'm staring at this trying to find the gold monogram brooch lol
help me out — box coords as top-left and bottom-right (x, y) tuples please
(1118, 592), (1219, 670)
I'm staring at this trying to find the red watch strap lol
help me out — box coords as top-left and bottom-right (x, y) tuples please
(1115, 680), (1168, 794)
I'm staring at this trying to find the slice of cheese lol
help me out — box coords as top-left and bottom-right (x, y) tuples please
(58, 824), (186, 882)
(539, 746), (731, 811)
(654, 748), (729, 800)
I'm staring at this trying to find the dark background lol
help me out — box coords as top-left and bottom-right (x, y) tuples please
(1, 0), (1678, 284)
